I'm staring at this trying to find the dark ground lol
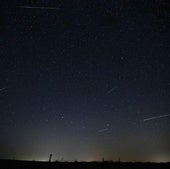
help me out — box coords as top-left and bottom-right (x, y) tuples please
(0, 159), (170, 169)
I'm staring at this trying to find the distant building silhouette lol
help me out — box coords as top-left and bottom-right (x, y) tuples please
(49, 154), (52, 162)
(102, 157), (105, 162)
(118, 157), (121, 162)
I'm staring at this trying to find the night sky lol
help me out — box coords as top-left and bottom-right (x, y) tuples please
(0, 0), (170, 162)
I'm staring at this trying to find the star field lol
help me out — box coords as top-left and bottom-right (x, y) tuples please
(0, 0), (170, 162)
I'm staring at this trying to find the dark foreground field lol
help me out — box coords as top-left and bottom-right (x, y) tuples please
(0, 159), (170, 169)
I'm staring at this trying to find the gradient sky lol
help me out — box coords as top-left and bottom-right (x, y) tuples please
(0, 0), (170, 162)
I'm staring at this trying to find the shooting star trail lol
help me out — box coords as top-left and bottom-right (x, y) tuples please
(17, 6), (63, 10)
(107, 86), (117, 94)
(144, 114), (170, 122)
(98, 128), (109, 133)
(0, 87), (8, 92)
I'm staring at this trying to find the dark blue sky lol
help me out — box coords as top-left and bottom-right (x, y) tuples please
(0, 0), (169, 162)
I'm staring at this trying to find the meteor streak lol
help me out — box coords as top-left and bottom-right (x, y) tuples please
(107, 86), (117, 94)
(98, 128), (109, 133)
(17, 6), (63, 10)
(0, 87), (8, 92)
(144, 114), (170, 122)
